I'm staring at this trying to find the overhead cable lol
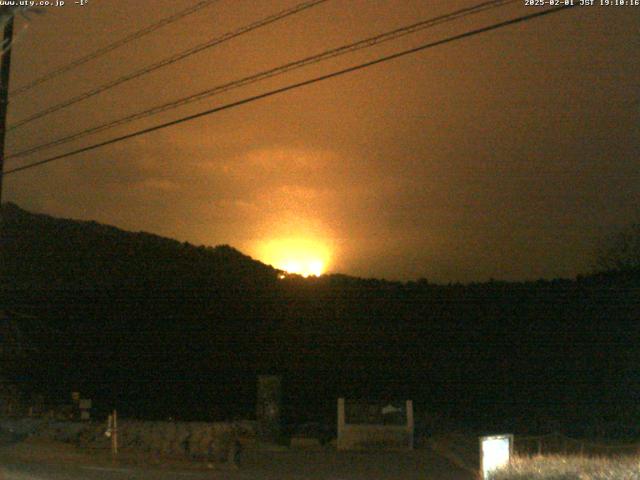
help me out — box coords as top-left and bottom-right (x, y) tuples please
(3, 4), (577, 177)
(10, 0), (221, 97)
(8, 0), (329, 130)
(8, 0), (516, 160)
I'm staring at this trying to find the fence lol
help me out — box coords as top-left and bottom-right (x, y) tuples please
(0, 417), (255, 462)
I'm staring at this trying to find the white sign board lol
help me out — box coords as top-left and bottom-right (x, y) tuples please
(480, 434), (513, 480)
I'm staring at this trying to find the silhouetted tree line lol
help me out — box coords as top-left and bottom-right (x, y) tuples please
(1, 203), (639, 438)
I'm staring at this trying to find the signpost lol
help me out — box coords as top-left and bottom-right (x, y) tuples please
(337, 398), (414, 450)
(106, 410), (118, 456)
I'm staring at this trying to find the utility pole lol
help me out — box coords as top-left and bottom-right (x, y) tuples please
(0, 11), (15, 204)
(0, 7), (13, 394)
(0, 11), (14, 325)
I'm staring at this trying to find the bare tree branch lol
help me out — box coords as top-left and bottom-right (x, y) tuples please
(595, 223), (640, 273)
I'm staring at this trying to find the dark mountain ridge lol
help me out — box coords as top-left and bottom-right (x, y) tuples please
(2, 202), (277, 290)
(1, 203), (639, 437)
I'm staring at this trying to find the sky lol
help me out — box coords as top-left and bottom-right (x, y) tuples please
(3, 0), (639, 282)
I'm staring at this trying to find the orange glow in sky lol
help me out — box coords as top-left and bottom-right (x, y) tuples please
(257, 238), (331, 277)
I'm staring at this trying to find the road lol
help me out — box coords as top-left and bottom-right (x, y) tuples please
(1, 462), (225, 480)
(0, 443), (474, 480)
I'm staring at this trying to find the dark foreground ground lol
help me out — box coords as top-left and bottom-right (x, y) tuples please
(0, 438), (474, 480)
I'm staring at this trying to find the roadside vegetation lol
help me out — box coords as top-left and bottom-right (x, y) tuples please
(493, 454), (640, 480)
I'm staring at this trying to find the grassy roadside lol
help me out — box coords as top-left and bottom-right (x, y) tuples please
(492, 454), (640, 480)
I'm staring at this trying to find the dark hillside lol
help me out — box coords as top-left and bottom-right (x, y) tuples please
(1, 203), (639, 437)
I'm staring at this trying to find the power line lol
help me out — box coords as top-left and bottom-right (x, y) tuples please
(3, 4), (577, 178)
(9, 0), (221, 98)
(7, 0), (329, 131)
(7, 0), (517, 161)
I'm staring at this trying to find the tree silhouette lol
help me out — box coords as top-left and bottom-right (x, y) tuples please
(596, 223), (640, 272)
